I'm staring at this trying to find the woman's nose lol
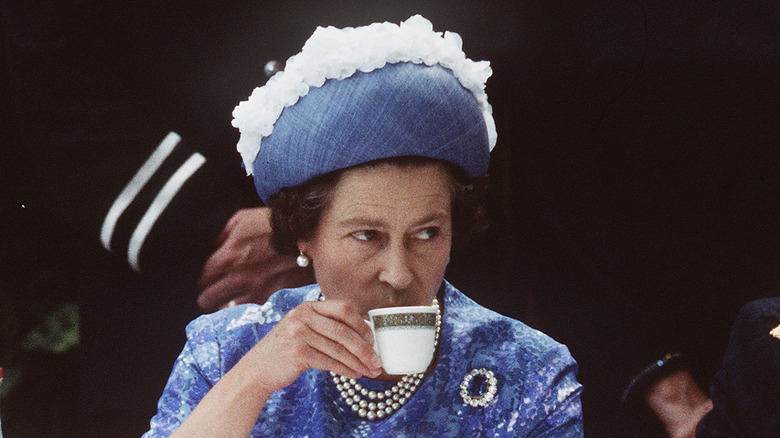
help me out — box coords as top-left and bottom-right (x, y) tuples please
(377, 244), (414, 291)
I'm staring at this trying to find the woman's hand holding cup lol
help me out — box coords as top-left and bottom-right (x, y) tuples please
(168, 300), (382, 437)
(244, 300), (383, 394)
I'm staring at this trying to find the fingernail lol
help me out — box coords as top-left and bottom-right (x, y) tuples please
(364, 364), (381, 378)
(363, 320), (374, 345)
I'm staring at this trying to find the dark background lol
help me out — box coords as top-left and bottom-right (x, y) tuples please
(2, 1), (778, 436)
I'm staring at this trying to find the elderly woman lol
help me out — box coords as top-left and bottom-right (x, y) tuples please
(144, 16), (582, 437)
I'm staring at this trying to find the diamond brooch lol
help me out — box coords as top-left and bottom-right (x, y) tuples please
(460, 368), (498, 407)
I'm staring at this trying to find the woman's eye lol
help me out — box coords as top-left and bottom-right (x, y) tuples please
(351, 230), (377, 241)
(415, 227), (439, 240)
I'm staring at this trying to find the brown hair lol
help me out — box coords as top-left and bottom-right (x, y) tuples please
(267, 157), (488, 256)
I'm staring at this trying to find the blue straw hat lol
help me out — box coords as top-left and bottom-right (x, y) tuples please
(232, 15), (496, 203)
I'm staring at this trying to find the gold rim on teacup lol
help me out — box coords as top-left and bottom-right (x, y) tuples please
(372, 312), (437, 330)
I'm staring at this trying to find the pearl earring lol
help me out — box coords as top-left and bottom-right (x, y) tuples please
(296, 252), (310, 268)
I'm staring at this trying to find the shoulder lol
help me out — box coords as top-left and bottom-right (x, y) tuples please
(176, 284), (321, 376)
(441, 282), (580, 397)
(443, 281), (571, 361)
(186, 284), (320, 334)
(436, 282), (583, 434)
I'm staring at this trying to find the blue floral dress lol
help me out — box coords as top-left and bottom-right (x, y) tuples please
(144, 282), (583, 437)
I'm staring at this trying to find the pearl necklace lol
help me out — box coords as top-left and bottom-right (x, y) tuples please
(330, 298), (441, 420)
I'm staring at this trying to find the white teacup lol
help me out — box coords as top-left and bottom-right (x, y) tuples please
(366, 305), (437, 375)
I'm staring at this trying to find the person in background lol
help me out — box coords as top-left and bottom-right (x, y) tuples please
(696, 298), (780, 437)
(1, 2), (316, 435)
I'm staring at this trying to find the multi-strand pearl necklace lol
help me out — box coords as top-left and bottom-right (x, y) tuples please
(329, 298), (442, 420)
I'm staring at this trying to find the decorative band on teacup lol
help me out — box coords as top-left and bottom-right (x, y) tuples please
(372, 313), (437, 330)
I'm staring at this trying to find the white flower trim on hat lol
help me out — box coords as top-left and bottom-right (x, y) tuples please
(232, 14), (497, 175)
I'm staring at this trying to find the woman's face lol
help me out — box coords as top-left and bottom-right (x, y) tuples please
(298, 162), (453, 318)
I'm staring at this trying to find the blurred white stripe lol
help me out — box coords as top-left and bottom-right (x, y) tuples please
(127, 153), (206, 272)
(100, 132), (181, 251)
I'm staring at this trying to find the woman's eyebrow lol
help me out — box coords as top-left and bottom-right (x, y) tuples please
(336, 217), (387, 229)
(337, 212), (449, 229)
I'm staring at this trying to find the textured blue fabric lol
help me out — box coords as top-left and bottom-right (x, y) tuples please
(144, 282), (583, 437)
(253, 63), (490, 203)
